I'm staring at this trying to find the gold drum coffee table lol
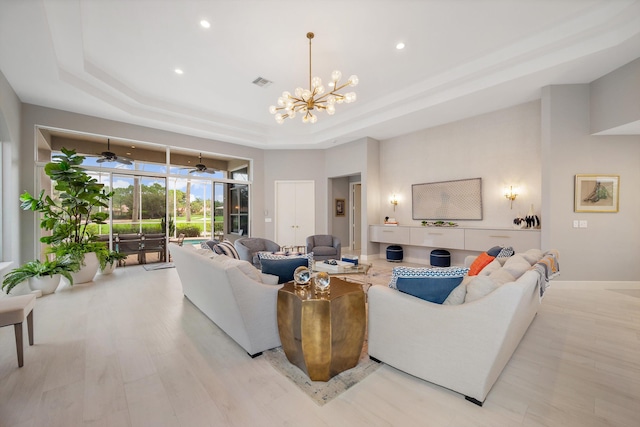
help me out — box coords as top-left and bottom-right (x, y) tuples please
(277, 277), (366, 381)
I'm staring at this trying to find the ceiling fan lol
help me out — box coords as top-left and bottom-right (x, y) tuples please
(183, 153), (217, 174)
(94, 139), (133, 165)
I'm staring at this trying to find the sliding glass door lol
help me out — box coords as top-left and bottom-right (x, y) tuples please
(111, 174), (166, 235)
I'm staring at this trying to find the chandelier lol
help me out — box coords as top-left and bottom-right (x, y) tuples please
(269, 32), (358, 124)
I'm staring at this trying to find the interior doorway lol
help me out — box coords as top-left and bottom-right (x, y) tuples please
(350, 182), (362, 251)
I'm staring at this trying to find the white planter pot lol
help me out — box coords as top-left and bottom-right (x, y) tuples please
(70, 252), (99, 284)
(29, 274), (61, 295)
(7, 280), (31, 296)
(100, 261), (117, 275)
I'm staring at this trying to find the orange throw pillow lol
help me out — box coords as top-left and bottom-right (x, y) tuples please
(468, 252), (496, 276)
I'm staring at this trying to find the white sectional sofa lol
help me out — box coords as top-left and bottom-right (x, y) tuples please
(170, 243), (283, 357)
(367, 249), (558, 405)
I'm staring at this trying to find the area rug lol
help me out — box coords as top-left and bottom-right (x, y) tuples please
(143, 262), (175, 271)
(263, 342), (380, 406)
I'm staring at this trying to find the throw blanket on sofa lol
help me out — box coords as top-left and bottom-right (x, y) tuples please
(531, 249), (560, 299)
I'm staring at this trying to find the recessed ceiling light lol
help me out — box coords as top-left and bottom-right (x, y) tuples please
(396, 42), (405, 50)
(174, 68), (184, 75)
(200, 20), (211, 28)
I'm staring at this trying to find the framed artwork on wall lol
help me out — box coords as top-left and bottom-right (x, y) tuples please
(335, 198), (346, 217)
(574, 174), (619, 212)
(412, 178), (483, 220)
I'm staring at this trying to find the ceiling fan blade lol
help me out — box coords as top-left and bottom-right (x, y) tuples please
(115, 157), (133, 165)
(205, 168), (218, 174)
(96, 158), (107, 163)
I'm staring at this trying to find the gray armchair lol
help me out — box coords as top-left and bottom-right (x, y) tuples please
(234, 237), (281, 268)
(306, 235), (341, 261)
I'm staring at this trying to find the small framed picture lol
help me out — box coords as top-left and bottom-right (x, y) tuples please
(574, 174), (619, 213)
(335, 198), (346, 217)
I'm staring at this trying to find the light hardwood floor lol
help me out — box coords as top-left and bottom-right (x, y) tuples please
(1, 259), (639, 427)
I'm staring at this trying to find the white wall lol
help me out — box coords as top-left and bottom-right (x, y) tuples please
(0, 69), (22, 264)
(590, 58), (640, 134)
(377, 101), (542, 264)
(325, 137), (381, 257)
(542, 84), (640, 281)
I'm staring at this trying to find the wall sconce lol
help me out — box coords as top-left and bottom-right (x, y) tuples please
(504, 186), (518, 209)
(390, 195), (398, 211)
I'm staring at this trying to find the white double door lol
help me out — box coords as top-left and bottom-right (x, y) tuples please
(275, 180), (315, 247)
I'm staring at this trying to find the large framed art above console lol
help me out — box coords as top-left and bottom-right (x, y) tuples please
(412, 178), (482, 220)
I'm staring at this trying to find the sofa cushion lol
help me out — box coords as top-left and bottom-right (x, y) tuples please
(468, 252), (496, 276)
(442, 282), (467, 305)
(212, 255), (263, 282)
(521, 249), (544, 265)
(214, 240), (240, 259)
(465, 275), (501, 302)
(389, 266), (469, 289)
(312, 246), (338, 257)
(487, 268), (517, 285)
(260, 257), (310, 284)
(478, 259), (502, 276)
(396, 276), (464, 304)
(501, 254), (532, 279)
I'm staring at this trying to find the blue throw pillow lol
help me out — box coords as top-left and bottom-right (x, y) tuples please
(396, 276), (465, 304)
(260, 257), (310, 284)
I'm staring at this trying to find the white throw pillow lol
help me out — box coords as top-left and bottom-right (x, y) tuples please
(504, 254), (530, 268)
(502, 262), (531, 281)
(465, 275), (500, 302)
(478, 259), (501, 276)
(521, 249), (544, 265)
(487, 268), (516, 285)
(443, 283), (466, 305)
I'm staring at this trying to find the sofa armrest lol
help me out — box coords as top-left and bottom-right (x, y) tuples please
(260, 272), (279, 285)
(226, 268), (284, 352)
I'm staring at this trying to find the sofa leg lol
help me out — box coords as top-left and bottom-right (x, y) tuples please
(369, 355), (382, 363)
(248, 351), (263, 358)
(465, 396), (484, 406)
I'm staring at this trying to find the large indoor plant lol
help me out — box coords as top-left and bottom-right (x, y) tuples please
(2, 258), (76, 295)
(19, 148), (113, 284)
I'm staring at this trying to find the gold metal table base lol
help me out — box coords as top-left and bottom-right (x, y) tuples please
(277, 277), (366, 381)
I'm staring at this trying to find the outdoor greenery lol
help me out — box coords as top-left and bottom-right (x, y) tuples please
(2, 258), (76, 294)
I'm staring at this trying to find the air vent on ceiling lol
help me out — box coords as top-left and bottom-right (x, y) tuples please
(252, 77), (273, 88)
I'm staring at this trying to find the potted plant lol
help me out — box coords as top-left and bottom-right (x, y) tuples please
(98, 250), (128, 274)
(19, 148), (113, 284)
(2, 258), (76, 295)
